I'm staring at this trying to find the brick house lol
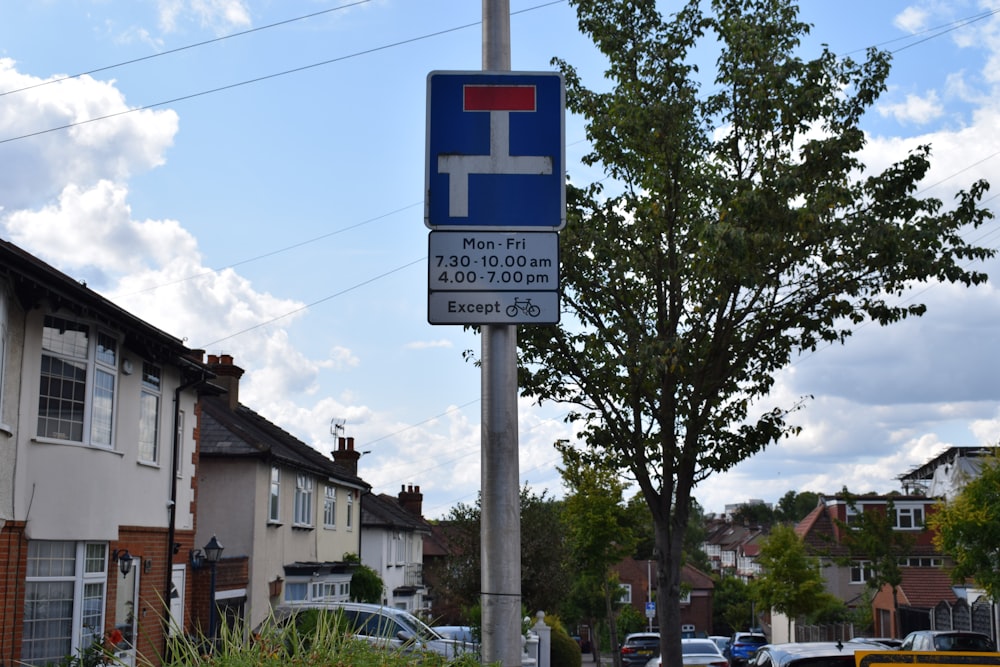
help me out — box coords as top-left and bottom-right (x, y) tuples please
(0, 238), (211, 666)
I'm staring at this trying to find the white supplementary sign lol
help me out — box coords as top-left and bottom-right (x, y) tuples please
(427, 231), (560, 325)
(425, 71), (565, 230)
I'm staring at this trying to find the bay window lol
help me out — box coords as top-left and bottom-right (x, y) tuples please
(22, 541), (108, 667)
(37, 315), (118, 447)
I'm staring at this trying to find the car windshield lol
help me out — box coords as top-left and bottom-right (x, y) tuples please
(738, 636), (767, 645)
(395, 609), (442, 642)
(683, 641), (720, 655)
(935, 635), (994, 651)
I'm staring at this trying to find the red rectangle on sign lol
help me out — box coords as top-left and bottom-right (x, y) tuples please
(464, 85), (536, 111)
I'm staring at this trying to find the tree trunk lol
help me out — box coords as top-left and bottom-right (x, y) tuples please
(606, 581), (623, 667)
(654, 500), (688, 667)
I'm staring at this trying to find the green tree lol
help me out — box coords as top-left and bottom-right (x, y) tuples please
(833, 490), (915, 638)
(752, 525), (828, 637)
(350, 563), (385, 603)
(712, 575), (752, 636)
(427, 488), (571, 619)
(560, 444), (637, 667)
(519, 0), (993, 663)
(731, 502), (775, 528)
(928, 451), (1000, 600)
(775, 491), (820, 524)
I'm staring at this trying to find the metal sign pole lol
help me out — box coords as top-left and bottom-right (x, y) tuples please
(480, 2), (522, 666)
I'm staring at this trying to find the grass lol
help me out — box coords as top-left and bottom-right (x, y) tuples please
(157, 610), (486, 667)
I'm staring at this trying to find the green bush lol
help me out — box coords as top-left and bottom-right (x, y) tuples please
(544, 614), (582, 667)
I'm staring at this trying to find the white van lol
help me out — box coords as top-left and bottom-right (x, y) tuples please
(276, 601), (477, 658)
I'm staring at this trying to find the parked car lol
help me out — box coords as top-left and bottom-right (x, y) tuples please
(621, 632), (661, 667)
(749, 641), (890, 667)
(847, 637), (902, 649)
(710, 635), (731, 655)
(899, 630), (996, 652)
(645, 638), (728, 667)
(275, 602), (477, 657)
(726, 632), (768, 666)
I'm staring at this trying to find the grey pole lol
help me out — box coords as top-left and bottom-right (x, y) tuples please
(481, 2), (522, 666)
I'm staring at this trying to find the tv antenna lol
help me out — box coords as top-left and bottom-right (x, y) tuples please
(330, 418), (346, 439)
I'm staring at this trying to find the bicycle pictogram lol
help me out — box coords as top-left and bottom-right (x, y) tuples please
(506, 297), (541, 318)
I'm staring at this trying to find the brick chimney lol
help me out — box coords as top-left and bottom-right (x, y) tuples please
(332, 436), (360, 476)
(207, 354), (244, 411)
(398, 484), (423, 517)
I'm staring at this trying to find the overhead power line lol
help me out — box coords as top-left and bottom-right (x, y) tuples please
(0, 0), (372, 98)
(0, 0), (566, 146)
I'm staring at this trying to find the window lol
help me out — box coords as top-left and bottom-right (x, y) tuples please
(0, 290), (7, 427)
(283, 576), (350, 604)
(269, 467), (280, 523)
(294, 474), (313, 526)
(175, 411), (185, 478)
(900, 556), (941, 567)
(138, 362), (161, 463)
(618, 583), (632, 604)
(850, 560), (875, 584)
(22, 541), (108, 667)
(323, 486), (336, 529)
(346, 491), (354, 530)
(37, 315), (118, 447)
(895, 505), (924, 529)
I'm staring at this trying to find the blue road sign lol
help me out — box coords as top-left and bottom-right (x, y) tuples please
(425, 71), (565, 231)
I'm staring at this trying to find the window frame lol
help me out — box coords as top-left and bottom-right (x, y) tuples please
(294, 474), (314, 527)
(346, 490), (354, 530)
(268, 467), (281, 524)
(323, 485), (337, 529)
(137, 361), (162, 465)
(894, 505), (925, 530)
(22, 541), (108, 667)
(0, 289), (7, 431)
(850, 559), (875, 584)
(37, 314), (120, 448)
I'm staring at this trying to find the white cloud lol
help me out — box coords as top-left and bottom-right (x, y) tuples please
(404, 339), (454, 350)
(878, 91), (944, 125)
(0, 59), (177, 210)
(157, 0), (251, 34)
(894, 6), (930, 33)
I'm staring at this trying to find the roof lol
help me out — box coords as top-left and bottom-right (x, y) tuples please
(893, 567), (959, 608)
(199, 395), (369, 489)
(0, 238), (209, 380)
(362, 492), (430, 534)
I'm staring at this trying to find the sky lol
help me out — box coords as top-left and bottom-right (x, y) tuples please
(3, 0), (1000, 520)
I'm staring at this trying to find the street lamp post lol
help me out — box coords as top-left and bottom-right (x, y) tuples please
(203, 535), (224, 641)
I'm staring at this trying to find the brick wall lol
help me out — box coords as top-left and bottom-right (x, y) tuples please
(0, 521), (27, 666)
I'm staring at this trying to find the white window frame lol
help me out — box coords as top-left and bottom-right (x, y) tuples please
(138, 361), (161, 464)
(850, 560), (875, 584)
(269, 467), (281, 523)
(283, 575), (350, 604)
(294, 474), (314, 527)
(0, 289), (7, 431)
(22, 541), (108, 667)
(37, 315), (119, 448)
(894, 505), (924, 530)
(346, 490), (354, 530)
(323, 485), (337, 529)
(618, 583), (632, 604)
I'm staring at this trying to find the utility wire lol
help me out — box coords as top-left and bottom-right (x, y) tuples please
(0, 0), (371, 98)
(0, 0), (566, 146)
(196, 257), (425, 349)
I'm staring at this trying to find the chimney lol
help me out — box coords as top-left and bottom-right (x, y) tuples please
(398, 484), (423, 517)
(207, 354), (245, 411)
(332, 436), (360, 476)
